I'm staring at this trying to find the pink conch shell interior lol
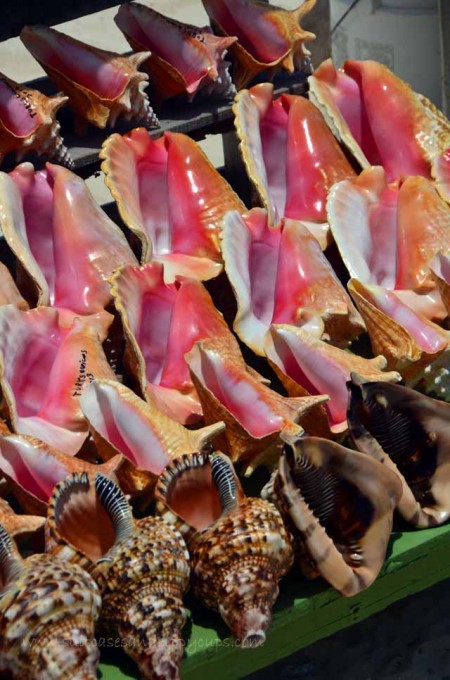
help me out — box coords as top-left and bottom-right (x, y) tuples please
(115, 3), (236, 96)
(265, 324), (400, 433)
(221, 208), (363, 354)
(0, 306), (115, 454)
(3, 162), (137, 314)
(309, 59), (450, 182)
(0, 78), (40, 137)
(234, 84), (356, 236)
(101, 127), (244, 273)
(327, 167), (450, 319)
(111, 262), (233, 423)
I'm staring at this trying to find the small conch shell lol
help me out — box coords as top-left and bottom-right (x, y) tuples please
(115, 2), (237, 105)
(186, 336), (329, 467)
(347, 376), (450, 528)
(202, 0), (316, 89)
(0, 71), (71, 167)
(156, 451), (293, 646)
(0, 522), (101, 679)
(46, 472), (190, 679)
(21, 25), (159, 132)
(271, 436), (402, 595)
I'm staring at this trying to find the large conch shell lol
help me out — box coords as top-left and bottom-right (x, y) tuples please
(101, 127), (245, 271)
(264, 324), (401, 436)
(221, 208), (364, 354)
(0, 522), (101, 679)
(269, 436), (402, 595)
(0, 305), (115, 455)
(80, 379), (225, 485)
(186, 336), (328, 466)
(1, 162), (137, 313)
(21, 25), (159, 132)
(202, 0), (316, 89)
(0, 432), (129, 515)
(0, 497), (44, 540)
(46, 472), (190, 680)
(116, 3), (237, 105)
(0, 71), (71, 167)
(233, 84), (357, 244)
(309, 59), (450, 187)
(327, 167), (450, 320)
(156, 451), (293, 646)
(110, 261), (235, 423)
(0, 263), (29, 309)
(347, 377), (450, 528)
(348, 279), (450, 385)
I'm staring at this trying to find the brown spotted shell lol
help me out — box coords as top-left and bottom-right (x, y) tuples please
(347, 376), (450, 528)
(46, 472), (190, 679)
(272, 436), (402, 596)
(0, 523), (101, 679)
(156, 451), (293, 646)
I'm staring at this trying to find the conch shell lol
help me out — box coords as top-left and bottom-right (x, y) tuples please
(233, 84), (357, 244)
(0, 71), (71, 167)
(270, 436), (402, 595)
(309, 59), (450, 186)
(186, 336), (328, 467)
(110, 261), (235, 423)
(0, 522), (101, 679)
(264, 323), (401, 436)
(101, 127), (245, 271)
(156, 451), (293, 646)
(46, 472), (190, 680)
(347, 377), (450, 528)
(21, 25), (159, 132)
(0, 305), (115, 455)
(202, 0), (316, 89)
(115, 2), (237, 105)
(221, 208), (364, 355)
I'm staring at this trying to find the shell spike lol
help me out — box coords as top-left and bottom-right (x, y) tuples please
(95, 473), (134, 550)
(191, 422), (226, 451)
(211, 452), (239, 514)
(292, 0), (318, 21)
(0, 523), (23, 584)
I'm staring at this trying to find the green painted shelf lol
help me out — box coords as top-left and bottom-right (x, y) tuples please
(98, 522), (450, 679)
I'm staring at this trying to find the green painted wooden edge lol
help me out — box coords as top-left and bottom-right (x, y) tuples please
(98, 523), (450, 679)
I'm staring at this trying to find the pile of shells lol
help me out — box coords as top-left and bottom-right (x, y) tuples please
(0, 2), (450, 677)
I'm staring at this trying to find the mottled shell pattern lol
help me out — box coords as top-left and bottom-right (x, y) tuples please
(270, 436), (402, 595)
(0, 71), (71, 167)
(347, 377), (450, 528)
(46, 472), (190, 680)
(156, 451), (294, 647)
(0, 522), (101, 679)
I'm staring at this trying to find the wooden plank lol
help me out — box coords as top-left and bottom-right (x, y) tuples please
(439, 0), (450, 116)
(98, 523), (450, 679)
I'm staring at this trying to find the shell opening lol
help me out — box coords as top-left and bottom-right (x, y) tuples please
(166, 457), (222, 531)
(51, 472), (117, 562)
(239, 631), (266, 649)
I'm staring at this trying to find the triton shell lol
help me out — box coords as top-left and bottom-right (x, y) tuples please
(347, 378), (450, 528)
(0, 432), (127, 515)
(21, 25), (159, 131)
(156, 451), (293, 646)
(0, 305), (115, 454)
(0, 71), (71, 167)
(116, 3), (237, 105)
(186, 336), (328, 466)
(0, 523), (101, 679)
(110, 261), (234, 423)
(80, 379), (225, 491)
(0, 497), (45, 540)
(101, 127), (245, 269)
(272, 436), (402, 595)
(348, 279), (450, 384)
(202, 0), (316, 89)
(233, 84), (357, 242)
(46, 472), (190, 679)
(221, 208), (364, 354)
(1, 162), (137, 313)
(327, 167), (450, 320)
(309, 59), (450, 185)
(265, 324), (401, 436)
(0, 263), (29, 310)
